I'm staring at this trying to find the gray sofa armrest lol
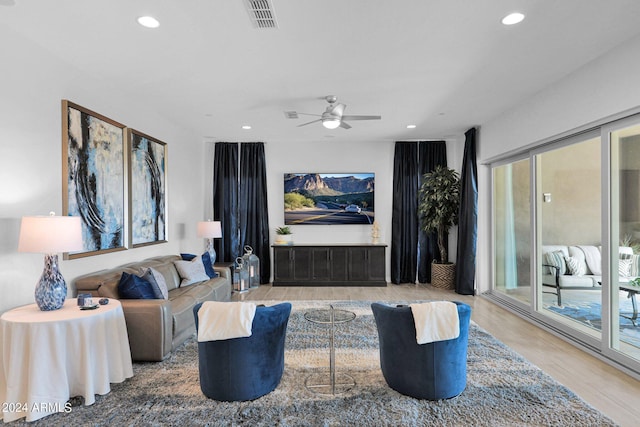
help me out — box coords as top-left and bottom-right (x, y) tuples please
(542, 264), (560, 286)
(120, 299), (172, 362)
(214, 265), (232, 280)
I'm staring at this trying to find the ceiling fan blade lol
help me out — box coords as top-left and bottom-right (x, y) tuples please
(297, 119), (322, 127)
(297, 112), (322, 117)
(339, 121), (352, 129)
(341, 115), (381, 121)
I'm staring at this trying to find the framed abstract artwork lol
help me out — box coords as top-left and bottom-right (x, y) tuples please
(127, 128), (167, 247)
(62, 100), (127, 258)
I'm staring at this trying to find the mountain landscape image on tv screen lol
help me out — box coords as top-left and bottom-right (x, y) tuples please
(284, 173), (374, 225)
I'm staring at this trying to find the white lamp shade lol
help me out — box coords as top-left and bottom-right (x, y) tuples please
(18, 215), (84, 254)
(197, 221), (222, 238)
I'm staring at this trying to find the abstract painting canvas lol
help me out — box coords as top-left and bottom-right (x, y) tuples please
(62, 100), (126, 258)
(128, 129), (167, 247)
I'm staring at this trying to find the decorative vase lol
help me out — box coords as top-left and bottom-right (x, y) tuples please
(35, 254), (67, 311)
(275, 234), (292, 245)
(371, 220), (380, 244)
(431, 262), (456, 290)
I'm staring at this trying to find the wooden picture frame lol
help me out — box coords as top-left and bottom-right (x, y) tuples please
(62, 100), (127, 258)
(127, 128), (168, 247)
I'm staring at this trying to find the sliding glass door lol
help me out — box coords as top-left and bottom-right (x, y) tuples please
(491, 114), (640, 370)
(537, 135), (602, 341)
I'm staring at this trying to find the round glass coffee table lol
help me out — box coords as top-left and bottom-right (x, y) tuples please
(304, 305), (356, 395)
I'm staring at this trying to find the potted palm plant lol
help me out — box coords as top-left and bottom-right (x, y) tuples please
(418, 165), (460, 289)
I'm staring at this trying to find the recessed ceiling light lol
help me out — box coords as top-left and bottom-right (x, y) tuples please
(502, 12), (525, 26)
(242, 125), (252, 130)
(406, 125), (416, 129)
(137, 16), (160, 28)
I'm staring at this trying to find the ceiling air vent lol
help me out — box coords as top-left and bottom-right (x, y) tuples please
(244, 0), (278, 29)
(284, 111), (298, 119)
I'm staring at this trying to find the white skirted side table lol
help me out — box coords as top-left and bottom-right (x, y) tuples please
(304, 305), (356, 395)
(0, 298), (133, 423)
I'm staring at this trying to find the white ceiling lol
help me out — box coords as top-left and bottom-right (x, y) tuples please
(3, 0), (640, 144)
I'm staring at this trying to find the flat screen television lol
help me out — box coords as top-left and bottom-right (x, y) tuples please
(284, 173), (374, 225)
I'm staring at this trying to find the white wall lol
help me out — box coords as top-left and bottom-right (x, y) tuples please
(477, 33), (640, 293)
(0, 26), (206, 314)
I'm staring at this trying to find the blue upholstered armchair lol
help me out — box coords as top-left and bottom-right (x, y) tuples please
(371, 301), (472, 400)
(193, 302), (292, 401)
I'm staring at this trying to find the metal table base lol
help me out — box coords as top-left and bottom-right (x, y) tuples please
(304, 305), (356, 395)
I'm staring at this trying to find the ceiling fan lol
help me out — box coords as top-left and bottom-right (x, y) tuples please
(295, 95), (381, 129)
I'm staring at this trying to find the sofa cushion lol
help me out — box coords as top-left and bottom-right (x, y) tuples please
(619, 259), (632, 277)
(630, 254), (640, 277)
(557, 275), (598, 288)
(567, 246), (589, 274)
(544, 250), (567, 275)
(579, 245), (602, 275)
(182, 281), (216, 303)
(151, 260), (182, 291)
(169, 293), (198, 337)
(565, 256), (586, 276)
(542, 245), (570, 257)
(174, 256), (210, 287)
(181, 252), (218, 278)
(201, 252), (219, 278)
(141, 267), (169, 299)
(118, 272), (157, 299)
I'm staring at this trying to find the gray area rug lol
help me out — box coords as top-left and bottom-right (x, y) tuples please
(19, 300), (617, 426)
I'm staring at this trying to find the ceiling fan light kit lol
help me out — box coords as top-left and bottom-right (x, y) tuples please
(322, 118), (341, 129)
(293, 95), (381, 130)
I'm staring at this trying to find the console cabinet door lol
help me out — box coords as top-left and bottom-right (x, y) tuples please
(273, 247), (293, 281)
(348, 247), (369, 281)
(329, 247), (348, 281)
(311, 248), (330, 281)
(367, 246), (386, 281)
(293, 247), (312, 281)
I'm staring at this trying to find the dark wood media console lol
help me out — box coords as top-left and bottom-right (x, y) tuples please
(272, 244), (387, 286)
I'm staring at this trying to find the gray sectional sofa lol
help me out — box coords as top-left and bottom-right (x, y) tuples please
(74, 255), (232, 361)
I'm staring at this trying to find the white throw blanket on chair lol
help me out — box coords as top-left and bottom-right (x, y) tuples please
(197, 301), (257, 342)
(409, 301), (460, 344)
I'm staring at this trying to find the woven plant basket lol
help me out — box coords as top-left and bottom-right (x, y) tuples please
(431, 262), (456, 289)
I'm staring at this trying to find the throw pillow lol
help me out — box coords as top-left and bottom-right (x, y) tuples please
(201, 252), (219, 278)
(180, 253), (197, 261)
(174, 256), (210, 287)
(140, 267), (169, 299)
(544, 250), (567, 275)
(181, 252), (218, 278)
(631, 254), (640, 277)
(564, 256), (586, 276)
(118, 272), (157, 299)
(619, 259), (632, 277)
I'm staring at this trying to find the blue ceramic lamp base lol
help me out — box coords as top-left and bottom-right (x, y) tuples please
(35, 254), (67, 311)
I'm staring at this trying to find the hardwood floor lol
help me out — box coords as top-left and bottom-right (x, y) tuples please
(233, 283), (640, 427)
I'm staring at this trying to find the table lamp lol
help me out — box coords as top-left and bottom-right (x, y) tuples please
(18, 212), (83, 311)
(197, 220), (222, 265)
